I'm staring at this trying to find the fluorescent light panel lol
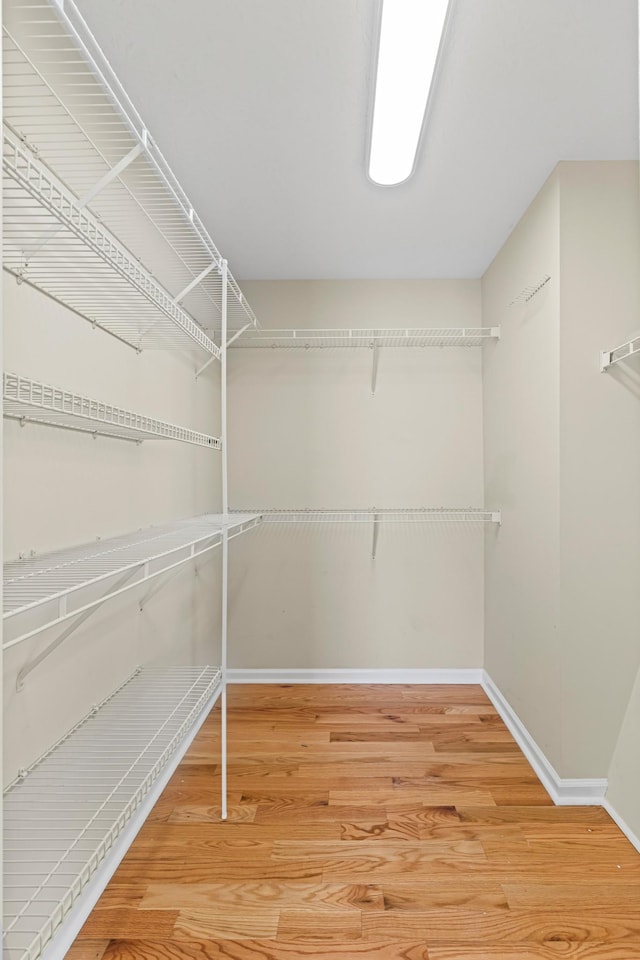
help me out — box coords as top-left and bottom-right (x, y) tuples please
(369, 0), (449, 185)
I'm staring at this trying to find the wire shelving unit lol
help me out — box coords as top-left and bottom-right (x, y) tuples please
(600, 334), (640, 372)
(3, 513), (261, 651)
(3, 373), (222, 446)
(2, 0), (261, 955)
(3, 666), (222, 960)
(230, 327), (500, 349)
(2, 0), (258, 345)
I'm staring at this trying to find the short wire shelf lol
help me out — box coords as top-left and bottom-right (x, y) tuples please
(3, 513), (261, 649)
(3, 0), (258, 339)
(600, 334), (640, 371)
(3, 665), (222, 960)
(509, 274), (551, 305)
(231, 327), (500, 348)
(3, 373), (222, 447)
(233, 508), (501, 523)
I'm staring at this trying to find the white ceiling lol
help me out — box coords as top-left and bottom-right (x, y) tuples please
(74, 0), (638, 279)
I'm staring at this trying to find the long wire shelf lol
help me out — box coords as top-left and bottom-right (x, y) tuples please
(232, 508), (501, 523)
(3, 130), (220, 357)
(3, 373), (222, 447)
(3, 513), (261, 650)
(600, 334), (640, 371)
(3, 0), (258, 339)
(3, 665), (222, 960)
(231, 327), (500, 349)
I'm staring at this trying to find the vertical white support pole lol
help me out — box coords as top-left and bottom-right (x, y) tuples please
(0, 20), (4, 911)
(221, 260), (229, 518)
(220, 259), (228, 821)
(221, 531), (228, 820)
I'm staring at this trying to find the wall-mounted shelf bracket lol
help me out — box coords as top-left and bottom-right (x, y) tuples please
(16, 567), (140, 690)
(600, 335), (640, 372)
(371, 512), (380, 558)
(371, 342), (380, 395)
(174, 261), (219, 305)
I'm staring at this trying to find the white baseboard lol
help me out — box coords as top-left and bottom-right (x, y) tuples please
(603, 799), (640, 855)
(481, 671), (608, 805)
(228, 667), (484, 684)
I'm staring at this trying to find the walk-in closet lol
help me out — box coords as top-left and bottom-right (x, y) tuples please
(2, 1), (640, 959)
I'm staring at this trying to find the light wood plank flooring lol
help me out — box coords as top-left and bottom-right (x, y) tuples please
(69, 684), (640, 959)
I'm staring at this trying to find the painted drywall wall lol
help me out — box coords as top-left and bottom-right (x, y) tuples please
(227, 280), (486, 670)
(558, 161), (640, 778)
(484, 161), (640, 779)
(607, 662), (640, 842)
(482, 171), (563, 772)
(3, 277), (223, 784)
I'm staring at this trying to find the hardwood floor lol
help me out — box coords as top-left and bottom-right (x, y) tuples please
(69, 684), (640, 960)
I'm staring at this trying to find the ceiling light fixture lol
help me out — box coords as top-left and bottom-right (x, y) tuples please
(368, 0), (450, 186)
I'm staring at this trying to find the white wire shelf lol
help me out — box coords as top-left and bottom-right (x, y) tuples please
(509, 275), (551, 305)
(3, 0), (257, 339)
(3, 373), (222, 447)
(600, 334), (640, 371)
(3, 513), (261, 650)
(3, 665), (222, 960)
(3, 130), (220, 357)
(231, 327), (500, 349)
(232, 508), (501, 523)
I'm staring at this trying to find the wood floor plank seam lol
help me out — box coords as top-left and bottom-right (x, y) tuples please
(67, 684), (640, 960)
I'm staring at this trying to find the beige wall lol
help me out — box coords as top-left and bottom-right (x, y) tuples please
(482, 171), (563, 770)
(558, 162), (640, 778)
(3, 277), (222, 784)
(484, 161), (640, 780)
(228, 281), (486, 670)
(607, 663), (640, 840)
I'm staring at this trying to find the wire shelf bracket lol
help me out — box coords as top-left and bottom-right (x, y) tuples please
(3, 666), (222, 960)
(600, 334), (640, 372)
(3, 373), (222, 447)
(3, 514), (262, 658)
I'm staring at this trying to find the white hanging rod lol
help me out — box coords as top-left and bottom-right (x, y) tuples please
(232, 508), (501, 523)
(3, 373), (221, 447)
(231, 327), (500, 349)
(509, 274), (551, 305)
(3, 0), (258, 337)
(600, 334), (640, 372)
(2, 131), (221, 358)
(3, 666), (222, 960)
(3, 514), (261, 650)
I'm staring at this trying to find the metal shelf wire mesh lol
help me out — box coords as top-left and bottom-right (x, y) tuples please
(3, 373), (222, 447)
(231, 327), (500, 349)
(3, 0), (258, 340)
(3, 130), (221, 356)
(233, 508), (501, 523)
(3, 665), (222, 960)
(601, 334), (640, 371)
(3, 513), (261, 646)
